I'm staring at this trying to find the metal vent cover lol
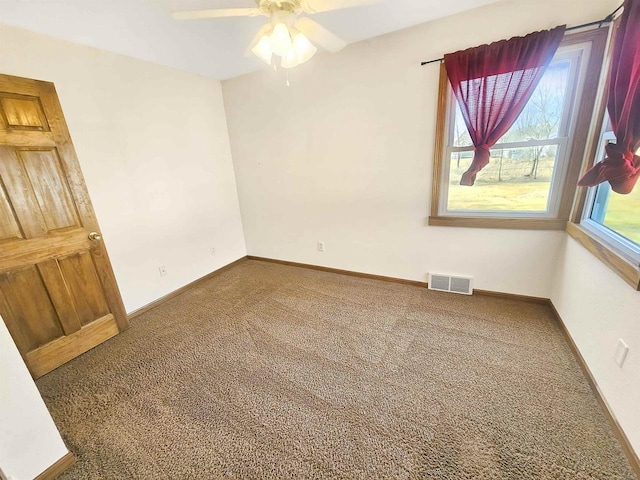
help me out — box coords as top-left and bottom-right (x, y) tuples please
(450, 276), (472, 294)
(430, 274), (450, 291)
(428, 273), (473, 295)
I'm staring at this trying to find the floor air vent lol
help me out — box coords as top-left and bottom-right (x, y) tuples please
(428, 273), (473, 295)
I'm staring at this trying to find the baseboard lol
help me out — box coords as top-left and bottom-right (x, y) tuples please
(34, 452), (76, 480)
(548, 301), (640, 478)
(128, 257), (248, 321)
(247, 256), (430, 288)
(247, 256), (548, 304)
(473, 289), (550, 305)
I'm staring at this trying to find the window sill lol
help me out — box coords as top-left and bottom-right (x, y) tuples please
(566, 222), (640, 290)
(428, 216), (568, 230)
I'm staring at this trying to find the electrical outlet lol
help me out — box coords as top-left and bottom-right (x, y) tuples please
(159, 265), (167, 277)
(210, 247), (216, 256)
(317, 241), (325, 252)
(614, 339), (629, 368)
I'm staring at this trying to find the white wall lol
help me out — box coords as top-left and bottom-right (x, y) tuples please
(0, 317), (69, 480)
(222, 0), (619, 298)
(0, 24), (247, 313)
(551, 237), (640, 455)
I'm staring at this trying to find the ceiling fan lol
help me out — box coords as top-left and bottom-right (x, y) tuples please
(172, 0), (379, 69)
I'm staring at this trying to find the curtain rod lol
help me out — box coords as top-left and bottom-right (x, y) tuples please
(420, 3), (624, 66)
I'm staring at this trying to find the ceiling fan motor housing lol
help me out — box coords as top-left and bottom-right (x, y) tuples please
(257, 0), (303, 16)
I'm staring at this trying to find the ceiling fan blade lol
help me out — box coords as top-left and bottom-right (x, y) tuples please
(295, 17), (347, 53)
(302, 0), (380, 14)
(244, 23), (274, 57)
(172, 8), (261, 20)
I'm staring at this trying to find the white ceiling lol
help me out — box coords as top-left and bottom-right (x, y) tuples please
(0, 0), (499, 80)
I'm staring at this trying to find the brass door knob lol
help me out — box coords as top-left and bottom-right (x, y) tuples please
(88, 231), (102, 242)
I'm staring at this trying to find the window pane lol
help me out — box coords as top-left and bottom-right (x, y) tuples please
(586, 122), (640, 247)
(452, 104), (472, 147)
(505, 61), (570, 142)
(447, 145), (558, 212)
(451, 60), (571, 147)
(590, 171), (640, 246)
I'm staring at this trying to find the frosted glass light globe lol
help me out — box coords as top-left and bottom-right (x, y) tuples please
(281, 47), (300, 69)
(251, 35), (273, 65)
(269, 23), (293, 57)
(293, 32), (317, 65)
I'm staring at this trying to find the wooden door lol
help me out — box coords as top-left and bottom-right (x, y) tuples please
(0, 74), (128, 379)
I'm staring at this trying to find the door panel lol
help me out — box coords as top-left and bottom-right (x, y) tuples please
(37, 259), (82, 335)
(58, 252), (111, 326)
(0, 73), (128, 378)
(0, 146), (49, 238)
(19, 148), (80, 231)
(0, 180), (22, 241)
(0, 93), (50, 131)
(0, 266), (63, 352)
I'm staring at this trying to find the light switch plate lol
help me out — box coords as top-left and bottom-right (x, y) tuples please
(614, 339), (629, 368)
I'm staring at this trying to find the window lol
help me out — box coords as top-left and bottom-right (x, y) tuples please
(569, 115), (640, 289)
(583, 126), (640, 259)
(565, 15), (640, 290)
(430, 30), (607, 230)
(590, 181), (640, 248)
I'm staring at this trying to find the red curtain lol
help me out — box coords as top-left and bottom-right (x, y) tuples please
(444, 26), (565, 186)
(579, 0), (640, 194)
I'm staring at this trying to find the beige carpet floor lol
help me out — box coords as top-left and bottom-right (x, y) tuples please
(37, 259), (636, 479)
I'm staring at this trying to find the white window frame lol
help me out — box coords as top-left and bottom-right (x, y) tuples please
(580, 129), (640, 265)
(437, 42), (593, 219)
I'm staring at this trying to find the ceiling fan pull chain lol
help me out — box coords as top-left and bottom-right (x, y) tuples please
(286, 70), (291, 87)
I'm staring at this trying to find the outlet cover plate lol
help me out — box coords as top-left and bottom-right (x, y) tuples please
(614, 339), (629, 368)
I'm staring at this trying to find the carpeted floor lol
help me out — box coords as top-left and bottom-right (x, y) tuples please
(37, 259), (636, 479)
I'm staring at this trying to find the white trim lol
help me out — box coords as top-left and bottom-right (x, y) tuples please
(581, 129), (640, 264)
(582, 218), (640, 264)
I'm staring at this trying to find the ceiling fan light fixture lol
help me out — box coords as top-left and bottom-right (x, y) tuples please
(174, 0), (365, 70)
(281, 47), (300, 69)
(269, 22), (293, 56)
(292, 31), (317, 65)
(251, 35), (273, 65)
